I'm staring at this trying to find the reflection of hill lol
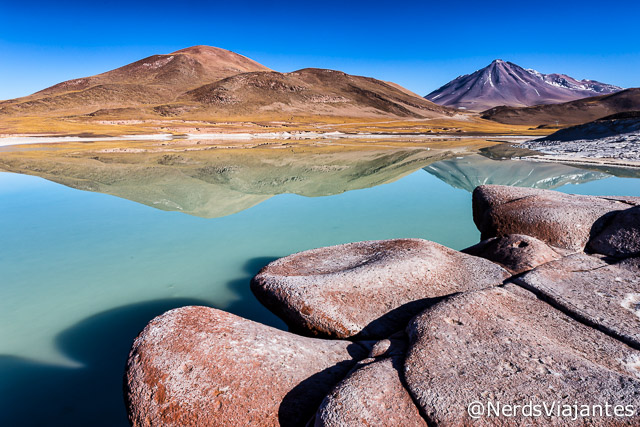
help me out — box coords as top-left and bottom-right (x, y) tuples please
(424, 154), (610, 192)
(0, 146), (453, 218)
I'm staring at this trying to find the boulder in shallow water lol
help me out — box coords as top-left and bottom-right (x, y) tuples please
(251, 238), (509, 339)
(125, 306), (368, 427)
(472, 185), (629, 251)
(404, 284), (640, 425)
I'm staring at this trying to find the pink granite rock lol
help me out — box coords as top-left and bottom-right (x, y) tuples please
(125, 306), (367, 426)
(251, 238), (509, 339)
(516, 253), (640, 349)
(404, 285), (640, 425)
(463, 233), (566, 274)
(473, 185), (629, 251)
(315, 356), (427, 427)
(588, 206), (640, 258)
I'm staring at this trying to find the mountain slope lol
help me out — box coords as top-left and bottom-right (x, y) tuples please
(518, 112), (640, 161)
(481, 88), (640, 126)
(0, 46), (272, 116)
(32, 46), (271, 97)
(0, 47), (455, 121)
(166, 68), (455, 119)
(425, 60), (622, 111)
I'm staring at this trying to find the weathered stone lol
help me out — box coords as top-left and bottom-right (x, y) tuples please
(516, 253), (640, 349)
(315, 357), (427, 427)
(589, 205), (640, 258)
(463, 233), (565, 274)
(472, 185), (629, 251)
(251, 238), (510, 339)
(125, 306), (368, 427)
(404, 285), (640, 425)
(600, 196), (640, 206)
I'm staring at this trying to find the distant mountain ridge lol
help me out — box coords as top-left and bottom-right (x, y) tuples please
(481, 88), (640, 126)
(425, 60), (622, 111)
(0, 45), (454, 121)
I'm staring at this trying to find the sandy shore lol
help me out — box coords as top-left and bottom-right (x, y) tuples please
(0, 132), (538, 148)
(0, 134), (173, 147)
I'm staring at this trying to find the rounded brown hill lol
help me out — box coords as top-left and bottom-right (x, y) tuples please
(35, 45), (271, 97)
(0, 46), (272, 116)
(0, 46), (456, 120)
(174, 68), (455, 119)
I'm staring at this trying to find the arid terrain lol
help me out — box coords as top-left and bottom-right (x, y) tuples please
(481, 88), (640, 126)
(1, 45), (639, 168)
(0, 46), (554, 138)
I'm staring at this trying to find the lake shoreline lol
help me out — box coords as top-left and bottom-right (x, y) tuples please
(125, 185), (640, 425)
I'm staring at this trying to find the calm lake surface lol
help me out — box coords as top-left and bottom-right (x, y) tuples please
(1, 148), (640, 426)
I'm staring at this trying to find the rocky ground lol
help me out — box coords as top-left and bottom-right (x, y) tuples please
(125, 185), (640, 426)
(521, 115), (640, 161)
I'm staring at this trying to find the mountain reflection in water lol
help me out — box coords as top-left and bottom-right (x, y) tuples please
(424, 154), (610, 191)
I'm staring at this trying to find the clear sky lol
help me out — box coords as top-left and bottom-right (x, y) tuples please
(1, 0), (639, 100)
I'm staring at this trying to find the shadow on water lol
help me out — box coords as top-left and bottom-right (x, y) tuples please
(222, 256), (286, 329)
(0, 297), (210, 426)
(0, 257), (285, 427)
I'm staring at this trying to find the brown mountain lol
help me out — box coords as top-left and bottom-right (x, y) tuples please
(0, 46), (271, 116)
(0, 46), (454, 121)
(425, 60), (622, 111)
(35, 45), (271, 96)
(481, 88), (640, 126)
(163, 68), (454, 119)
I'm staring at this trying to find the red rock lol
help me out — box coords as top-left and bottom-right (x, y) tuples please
(472, 185), (629, 251)
(588, 206), (640, 258)
(463, 233), (566, 274)
(251, 238), (509, 339)
(516, 253), (640, 349)
(315, 356), (427, 427)
(404, 285), (640, 425)
(125, 306), (368, 426)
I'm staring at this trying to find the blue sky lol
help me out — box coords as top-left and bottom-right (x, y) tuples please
(1, 0), (639, 100)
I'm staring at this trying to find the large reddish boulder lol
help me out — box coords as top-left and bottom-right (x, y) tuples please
(125, 306), (368, 426)
(463, 233), (566, 274)
(588, 205), (640, 258)
(251, 239), (509, 339)
(314, 356), (427, 427)
(472, 185), (630, 251)
(404, 285), (640, 425)
(516, 253), (640, 349)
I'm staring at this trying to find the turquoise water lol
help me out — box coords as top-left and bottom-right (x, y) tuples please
(1, 155), (640, 426)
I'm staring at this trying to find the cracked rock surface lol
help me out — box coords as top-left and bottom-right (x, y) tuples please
(463, 233), (567, 274)
(516, 253), (640, 349)
(404, 284), (640, 426)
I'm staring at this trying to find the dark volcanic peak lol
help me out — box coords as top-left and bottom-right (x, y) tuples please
(425, 60), (622, 111)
